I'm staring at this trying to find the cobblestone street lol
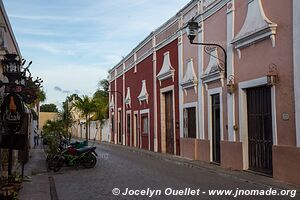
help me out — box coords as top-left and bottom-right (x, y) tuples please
(40, 142), (298, 200)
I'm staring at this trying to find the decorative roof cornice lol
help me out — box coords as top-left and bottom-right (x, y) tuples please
(181, 58), (198, 94)
(157, 52), (175, 85)
(231, 0), (277, 58)
(124, 87), (131, 107)
(138, 80), (148, 104)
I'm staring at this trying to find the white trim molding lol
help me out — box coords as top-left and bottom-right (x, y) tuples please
(178, 32), (184, 139)
(140, 108), (151, 151)
(181, 58), (198, 94)
(183, 102), (198, 139)
(198, 17), (205, 140)
(294, 0), (300, 147)
(207, 87), (223, 162)
(232, 0), (277, 59)
(201, 48), (225, 86)
(157, 51), (175, 85)
(227, 0), (236, 142)
(153, 48), (158, 152)
(109, 94), (114, 110)
(124, 87), (131, 108)
(138, 80), (149, 105)
(238, 77), (277, 170)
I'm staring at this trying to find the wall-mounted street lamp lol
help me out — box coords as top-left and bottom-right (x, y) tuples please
(187, 19), (227, 78)
(267, 63), (279, 86)
(227, 75), (236, 95)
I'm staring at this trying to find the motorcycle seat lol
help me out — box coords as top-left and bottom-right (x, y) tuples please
(76, 146), (96, 154)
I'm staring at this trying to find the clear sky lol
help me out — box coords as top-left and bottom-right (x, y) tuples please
(3, 0), (191, 107)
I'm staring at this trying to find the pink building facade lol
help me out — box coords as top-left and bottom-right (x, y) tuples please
(109, 0), (300, 185)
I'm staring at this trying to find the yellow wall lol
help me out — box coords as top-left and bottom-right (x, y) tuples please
(39, 112), (58, 130)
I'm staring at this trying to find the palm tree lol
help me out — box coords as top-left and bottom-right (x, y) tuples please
(58, 100), (73, 141)
(73, 95), (95, 143)
(59, 94), (80, 141)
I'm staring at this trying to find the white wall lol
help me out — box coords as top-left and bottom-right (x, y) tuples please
(101, 120), (110, 142)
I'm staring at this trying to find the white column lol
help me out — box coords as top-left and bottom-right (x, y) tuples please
(294, 0), (300, 147)
(226, 0), (236, 142)
(114, 70), (117, 144)
(153, 36), (158, 152)
(198, 19), (205, 140)
(122, 63), (126, 146)
(178, 31), (184, 138)
(109, 82), (112, 142)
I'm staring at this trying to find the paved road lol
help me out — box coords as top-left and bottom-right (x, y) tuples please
(51, 143), (298, 200)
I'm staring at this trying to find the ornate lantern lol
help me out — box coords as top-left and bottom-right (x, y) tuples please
(187, 19), (199, 43)
(1, 53), (22, 82)
(267, 63), (279, 86)
(227, 75), (236, 94)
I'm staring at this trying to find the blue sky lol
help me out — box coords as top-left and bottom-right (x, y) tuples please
(3, 0), (190, 107)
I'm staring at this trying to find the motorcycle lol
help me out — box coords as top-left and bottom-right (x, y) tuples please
(46, 138), (97, 172)
(51, 145), (98, 172)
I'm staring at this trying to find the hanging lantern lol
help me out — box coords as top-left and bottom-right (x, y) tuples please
(267, 63), (279, 86)
(227, 75), (236, 94)
(1, 53), (22, 83)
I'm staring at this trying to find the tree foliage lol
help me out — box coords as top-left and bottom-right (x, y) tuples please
(40, 103), (58, 112)
(92, 79), (109, 126)
(73, 95), (95, 142)
(42, 119), (65, 155)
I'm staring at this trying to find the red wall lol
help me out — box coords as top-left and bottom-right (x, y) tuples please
(125, 55), (155, 151)
(156, 39), (180, 155)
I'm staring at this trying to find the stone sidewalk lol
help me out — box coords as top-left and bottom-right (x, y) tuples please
(18, 145), (52, 200)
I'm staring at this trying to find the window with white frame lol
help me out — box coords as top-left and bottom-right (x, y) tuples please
(183, 107), (196, 138)
(142, 116), (148, 134)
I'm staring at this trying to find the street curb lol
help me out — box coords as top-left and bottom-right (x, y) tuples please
(97, 141), (300, 193)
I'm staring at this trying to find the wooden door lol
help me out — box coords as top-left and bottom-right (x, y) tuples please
(247, 86), (273, 175)
(126, 114), (131, 146)
(134, 114), (139, 148)
(118, 110), (122, 144)
(212, 94), (221, 164)
(165, 91), (174, 154)
(141, 114), (149, 150)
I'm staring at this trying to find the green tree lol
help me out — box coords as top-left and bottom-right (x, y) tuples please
(40, 103), (58, 112)
(42, 120), (65, 155)
(37, 89), (46, 103)
(98, 79), (109, 92)
(73, 95), (95, 143)
(92, 79), (109, 140)
(58, 100), (73, 141)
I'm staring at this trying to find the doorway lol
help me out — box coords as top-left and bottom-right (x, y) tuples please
(126, 113), (131, 146)
(118, 110), (122, 144)
(247, 86), (273, 175)
(165, 91), (174, 154)
(141, 114), (149, 150)
(211, 94), (221, 164)
(134, 113), (139, 148)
